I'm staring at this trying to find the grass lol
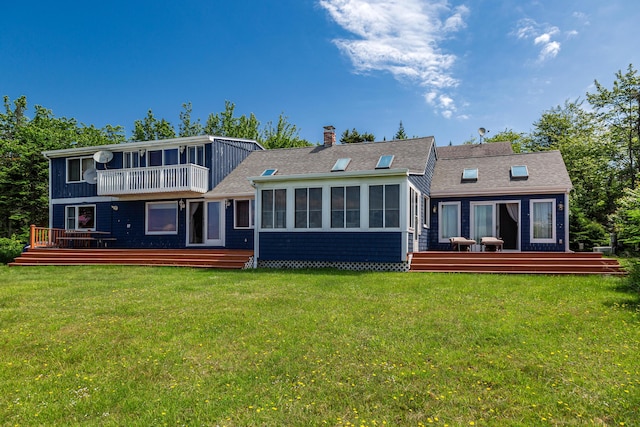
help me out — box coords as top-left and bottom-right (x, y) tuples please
(0, 266), (638, 426)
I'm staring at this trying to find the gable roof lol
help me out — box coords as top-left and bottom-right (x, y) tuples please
(207, 137), (435, 198)
(436, 142), (513, 159)
(431, 150), (572, 197)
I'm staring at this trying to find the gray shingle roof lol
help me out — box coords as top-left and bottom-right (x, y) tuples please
(431, 150), (572, 196)
(207, 137), (435, 197)
(436, 142), (514, 159)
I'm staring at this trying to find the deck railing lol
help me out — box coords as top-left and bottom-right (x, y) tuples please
(29, 225), (67, 249)
(97, 164), (209, 196)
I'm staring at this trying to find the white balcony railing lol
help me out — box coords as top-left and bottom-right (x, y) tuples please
(97, 164), (209, 196)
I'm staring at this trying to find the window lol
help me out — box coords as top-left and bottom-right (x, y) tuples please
(369, 184), (399, 228)
(332, 158), (351, 172)
(295, 188), (323, 228)
(462, 168), (478, 181)
(439, 202), (460, 242)
(164, 148), (179, 165)
(423, 195), (430, 228)
(261, 169), (278, 176)
(67, 157), (94, 183)
(65, 205), (96, 230)
(146, 202), (178, 234)
(234, 199), (254, 229)
(376, 155), (394, 169)
(331, 186), (360, 228)
(123, 152), (140, 168)
(531, 199), (555, 243)
(261, 189), (287, 229)
(188, 145), (205, 166)
(511, 165), (529, 179)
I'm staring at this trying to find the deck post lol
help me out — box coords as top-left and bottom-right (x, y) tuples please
(30, 224), (36, 249)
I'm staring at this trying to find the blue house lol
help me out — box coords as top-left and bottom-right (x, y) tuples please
(43, 136), (263, 250)
(41, 127), (572, 270)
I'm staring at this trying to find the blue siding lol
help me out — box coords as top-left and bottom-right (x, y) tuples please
(259, 232), (403, 263)
(408, 143), (436, 252)
(223, 203), (254, 250)
(50, 158), (100, 199)
(210, 139), (260, 189)
(429, 193), (567, 251)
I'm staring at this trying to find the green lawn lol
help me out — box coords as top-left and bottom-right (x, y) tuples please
(0, 266), (638, 426)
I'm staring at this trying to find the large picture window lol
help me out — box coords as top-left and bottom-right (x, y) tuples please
(261, 189), (287, 229)
(146, 202), (178, 234)
(67, 157), (94, 183)
(439, 202), (460, 242)
(531, 199), (555, 243)
(369, 184), (400, 228)
(295, 188), (323, 228)
(65, 205), (96, 230)
(331, 186), (360, 228)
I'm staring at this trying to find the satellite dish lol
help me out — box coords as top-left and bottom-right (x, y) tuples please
(83, 168), (97, 184)
(478, 127), (486, 137)
(93, 150), (113, 163)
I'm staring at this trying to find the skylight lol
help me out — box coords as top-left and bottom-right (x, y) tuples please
(332, 158), (351, 172)
(462, 168), (478, 181)
(261, 168), (278, 176)
(376, 155), (394, 169)
(510, 165), (529, 179)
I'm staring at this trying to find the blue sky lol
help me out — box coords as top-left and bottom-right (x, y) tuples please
(2, 0), (639, 145)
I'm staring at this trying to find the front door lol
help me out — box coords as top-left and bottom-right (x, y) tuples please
(470, 202), (520, 250)
(188, 201), (224, 246)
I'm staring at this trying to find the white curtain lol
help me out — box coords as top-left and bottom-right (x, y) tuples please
(506, 203), (518, 223)
(473, 205), (493, 241)
(533, 202), (553, 239)
(441, 204), (459, 238)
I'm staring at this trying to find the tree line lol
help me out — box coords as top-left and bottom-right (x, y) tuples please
(1, 64), (640, 251)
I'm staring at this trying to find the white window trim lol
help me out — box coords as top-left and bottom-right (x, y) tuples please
(256, 177), (406, 232)
(186, 145), (205, 166)
(530, 199), (556, 244)
(423, 195), (430, 228)
(145, 201), (179, 235)
(369, 184), (401, 229)
(438, 201), (461, 243)
(65, 204), (97, 231)
(66, 156), (95, 183)
(234, 199), (254, 229)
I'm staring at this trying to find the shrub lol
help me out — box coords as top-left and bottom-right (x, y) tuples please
(0, 237), (25, 264)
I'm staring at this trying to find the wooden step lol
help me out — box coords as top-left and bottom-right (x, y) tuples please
(409, 251), (625, 275)
(9, 249), (253, 269)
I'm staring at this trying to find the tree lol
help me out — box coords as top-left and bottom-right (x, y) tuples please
(340, 128), (375, 144)
(483, 128), (530, 153)
(394, 121), (407, 140)
(610, 188), (640, 251)
(178, 102), (203, 137)
(261, 114), (310, 149)
(132, 109), (176, 141)
(0, 97), (117, 239)
(586, 64), (640, 188)
(204, 101), (261, 140)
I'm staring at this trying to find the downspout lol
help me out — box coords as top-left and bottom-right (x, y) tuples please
(251, 180), (259, 268)
(565, 192), (570, 252)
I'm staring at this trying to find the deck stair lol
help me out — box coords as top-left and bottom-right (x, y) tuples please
(409, 251), (625, 275)
(9, 249), (254, 269)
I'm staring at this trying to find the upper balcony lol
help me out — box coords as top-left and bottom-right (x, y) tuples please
(97, 164), (209, 196)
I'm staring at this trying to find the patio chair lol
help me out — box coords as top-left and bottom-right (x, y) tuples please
(480, 237), (504, 252)
(449, 236), (476, 251)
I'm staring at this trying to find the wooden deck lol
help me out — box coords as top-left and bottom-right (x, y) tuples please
(9, 248), (254, 269)
(409, 251), (625, 275)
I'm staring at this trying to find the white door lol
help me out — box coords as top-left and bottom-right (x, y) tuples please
(471, 203), (495, 249)
(188, 201), (224, 246)
(410, 187), (420, 252)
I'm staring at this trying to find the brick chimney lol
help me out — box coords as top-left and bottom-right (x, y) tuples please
(323, 125), (336, 147)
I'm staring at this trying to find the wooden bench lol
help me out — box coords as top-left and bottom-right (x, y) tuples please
(56, 236), (96, 248)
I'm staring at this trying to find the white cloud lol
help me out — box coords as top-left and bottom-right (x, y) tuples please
(513, 18), (562, 63)
(319, 0), (469, 118)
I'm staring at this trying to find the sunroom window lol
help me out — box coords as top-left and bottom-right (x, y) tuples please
(368, 184), (399, 228)
(261, 189), (287, 229)
(331, 186), (360, 228)
(295, 188), (323, 228)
